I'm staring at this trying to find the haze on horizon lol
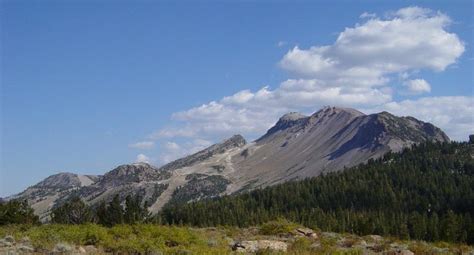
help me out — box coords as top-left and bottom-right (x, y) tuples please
(1, 1), (473, 197)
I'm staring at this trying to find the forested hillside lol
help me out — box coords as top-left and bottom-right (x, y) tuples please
(160, 142), (474, 244)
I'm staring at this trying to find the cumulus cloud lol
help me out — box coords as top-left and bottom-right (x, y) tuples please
(128, 141), (155, 149)
(402, 79), (431, 95)
(280, 6), (464, 84)
(135, 154), (150, 163)
(159, 139), (213, 163)
(137, 6), (469, 162)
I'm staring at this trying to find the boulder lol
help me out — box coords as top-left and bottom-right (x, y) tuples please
(294, 228), (318, 239)
(232, 240), (287, 253)
(4, 236), (15, 243)
(17, 244), (35, 253)
(366, 235), (383, 243)
(77, 246), (87, 253)
(53, 243), (73, 253)
(0, 240), (13, 248)
(83, 245), (99, 253)
(389, 242), (408, 250)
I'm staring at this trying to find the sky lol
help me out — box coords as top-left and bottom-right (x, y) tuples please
(1, 0), (473, 197)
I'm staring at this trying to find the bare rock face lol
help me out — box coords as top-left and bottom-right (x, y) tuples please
(75, 163), (172, 213)
(8, 106), (449, 219)
(294, 228), (318, 239)
(232, 240), (288, 253)
(6, 172), (100, 222)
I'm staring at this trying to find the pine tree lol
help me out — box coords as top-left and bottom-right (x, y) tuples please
(51, 196), (93, 224)
(107, 195), (124, 226)
(124, 194), (149, 224)
(442, 210), (459, 242)
(0, 199), (39, 225)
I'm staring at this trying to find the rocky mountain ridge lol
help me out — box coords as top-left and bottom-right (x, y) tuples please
(6, 106), (450, 221)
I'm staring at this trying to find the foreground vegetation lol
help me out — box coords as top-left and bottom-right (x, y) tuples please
(160, 142), (474, 244)
(1, 220), (473, 254)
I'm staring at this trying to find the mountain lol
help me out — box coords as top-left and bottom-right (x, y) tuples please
(7, 173), (100, 222)
(228, 106), (449, 190)
(75, 163), (172, 209)
(6, 106), (449, 221)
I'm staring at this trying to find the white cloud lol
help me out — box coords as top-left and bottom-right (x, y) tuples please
(280, 7), (463, 87)
(128, 141), (155, 149)
(149, 128), (197, 139)
(360, 12), (377, 19)
(402, 79), (431, 95)
(159, 139), (213, 163)
(164, 141), (181, 151)
(135, 154), (150, 163)
(137, 6), (469, 161)
(277, 41), (287, 47)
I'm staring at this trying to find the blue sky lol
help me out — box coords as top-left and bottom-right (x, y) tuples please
(1, 0), (473, 197)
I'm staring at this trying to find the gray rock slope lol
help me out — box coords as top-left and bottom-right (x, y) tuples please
(7, 173), (100, 222)
(228, 106), (448, 190)
(7, 106), (449, 221)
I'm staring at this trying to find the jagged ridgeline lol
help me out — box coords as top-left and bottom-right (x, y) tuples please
(159, 141), (474, 244)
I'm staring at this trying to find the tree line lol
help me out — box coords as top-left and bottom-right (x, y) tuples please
(159, 142), (474, 244)
(51, 194), (150, 226)
(0, 194), (150, 227)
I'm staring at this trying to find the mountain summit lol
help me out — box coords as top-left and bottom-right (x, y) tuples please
(8, 106), (449, 221)
(231, 106), (448, 190)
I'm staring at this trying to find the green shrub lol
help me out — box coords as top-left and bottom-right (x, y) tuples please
(260, 218), (299, 235)
(290, 237), (312, 252)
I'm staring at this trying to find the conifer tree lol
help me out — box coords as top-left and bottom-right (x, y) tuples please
(51, 196), (93, 224)
(0, 199), (39, 225)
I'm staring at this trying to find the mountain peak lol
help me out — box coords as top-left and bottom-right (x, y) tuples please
(313, 106), (365, 118)
(258, 106), (364, 142)
(33, 172), (88, 189)
(223, 134), (247, 146)
(372, 111), (450, 145)
(258, 112), (309, 141)
(280, 112), (307, 122)
(104, 163), (158, 178)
